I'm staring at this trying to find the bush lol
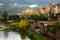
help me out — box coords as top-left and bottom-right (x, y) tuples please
(28, 14), (48, 21)
(19, 19), (29, 30)
(9, 15), (20, 21)
(27, 30), (47, 40)
(50, 22), (60, 32)
(8, 23), (20, 31)
(38, 14), (48, 21)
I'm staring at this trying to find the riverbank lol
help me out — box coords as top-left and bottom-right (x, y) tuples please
(27, 30), (47, 40)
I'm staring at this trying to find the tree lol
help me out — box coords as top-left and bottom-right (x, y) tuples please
(9, 23), (19, 31)
(50, 22), (60, 32)
(28, 15), (38, 21)
(19, 19), (29, 30)
(2, 11), (8, 21)
(19, 19), (29, 40)
(38, 14), (48, 21)
(9, 15), (20, 21)
(30, 15), (39, 21)
(28, 14), (48, 21)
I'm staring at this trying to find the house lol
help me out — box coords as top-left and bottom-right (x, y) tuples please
(22, 8), (34, 15)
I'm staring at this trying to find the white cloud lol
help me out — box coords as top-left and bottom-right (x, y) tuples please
(27, 4), (39, 8)
(13, 4), (18, 6)
(13, 4), (39, 8)
(0, 3), (4, 5)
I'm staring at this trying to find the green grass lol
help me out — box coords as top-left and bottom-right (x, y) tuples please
(27, 30), (47, 40)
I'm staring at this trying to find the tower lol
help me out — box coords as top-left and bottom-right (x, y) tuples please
(49, 0), (54, 6)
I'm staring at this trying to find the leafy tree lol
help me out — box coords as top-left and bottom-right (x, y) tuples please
(2, 11), (8, 21)
(19, 19), (29, 30)
(38, 14), (48, 21)
(30, 15), (39, 21)
(28, 15), (39, 21)
(50, 22), (60, 32)
(19, 19), (30, 40)
(28, 14), (48, 21)
(9, 15), (20, 21)
(9, 23), (19, 31)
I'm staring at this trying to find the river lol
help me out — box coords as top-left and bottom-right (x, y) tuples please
(0, 31), (30, 40)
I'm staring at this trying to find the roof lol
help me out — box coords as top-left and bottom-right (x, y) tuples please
(38, 21), (57, 25)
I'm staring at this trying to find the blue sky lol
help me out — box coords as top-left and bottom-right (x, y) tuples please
(23, 0), (60, 5)
(0, 0), (60, 8)
(0, 0), (60, 5)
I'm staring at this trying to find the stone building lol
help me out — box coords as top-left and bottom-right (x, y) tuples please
(45, 6), (50, 14)
(56, 3), (60, 13)
(21, 2), (60, 17)
(49, 2), (59, 16)
(22, 8), (34, 15)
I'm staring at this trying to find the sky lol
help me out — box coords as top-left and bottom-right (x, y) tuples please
(15, 0), (60, 8)
(0, 0), (60, 8)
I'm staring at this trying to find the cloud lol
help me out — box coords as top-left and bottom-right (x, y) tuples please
(13, 3), (39, 8)
(13, 4), (18, 6)
(0, 3), (4, 5)
(27, 4), (39, 8)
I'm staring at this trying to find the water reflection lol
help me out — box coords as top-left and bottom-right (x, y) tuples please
(0, 31), (30, 40)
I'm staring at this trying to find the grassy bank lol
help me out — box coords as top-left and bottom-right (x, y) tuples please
(27, 30), (47, 40)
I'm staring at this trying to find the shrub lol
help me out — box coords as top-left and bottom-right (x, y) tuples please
(19, 19), (29, 30)
(50, 22), (60, 32)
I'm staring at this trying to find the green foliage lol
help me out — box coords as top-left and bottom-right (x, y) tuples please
(50, 13), (57, 19)
(38, 14), (48, 21)
(9, 15), (20, 21)
(19, 19), (29, 30)
(50, 22), (60, 32)
(8, 23), (20, 32)
(20, 30), (27, 40)
(27, 30), (47, 40)
(28, 14), (48, 21)
(2, 11), (8, 21)
(29, 15), (39, 21)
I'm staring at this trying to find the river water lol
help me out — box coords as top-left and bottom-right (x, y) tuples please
(0, 31), (30, 40)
